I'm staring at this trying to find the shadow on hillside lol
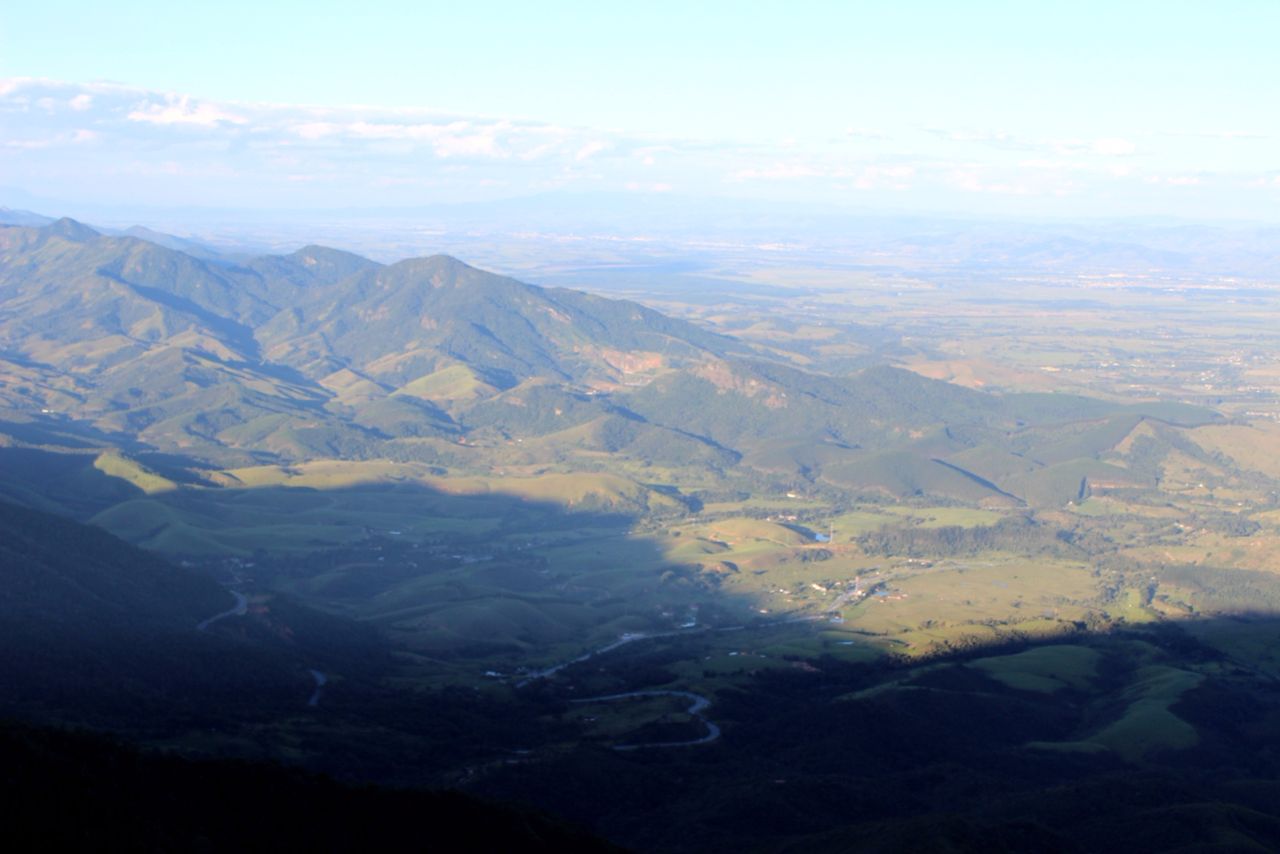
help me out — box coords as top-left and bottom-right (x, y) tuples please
(12, 439), (1280, 851)
(81, 474), (780, 664)
(473, 610), (1280, 854)
(0, 445), (151, 515)
(9, 441), (1280, 686)
(0, 440), (755, 659)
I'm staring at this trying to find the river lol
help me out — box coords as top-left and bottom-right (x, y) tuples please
(307, 669), (328, 707)
(195, 589), (247, 631)
(516, 614), (826, 687)
(196, 588), (327, 708)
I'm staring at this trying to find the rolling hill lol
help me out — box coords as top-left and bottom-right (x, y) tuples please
(0, 217), (1222, 526)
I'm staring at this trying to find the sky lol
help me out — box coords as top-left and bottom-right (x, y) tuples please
(3, 0), (1279, 221)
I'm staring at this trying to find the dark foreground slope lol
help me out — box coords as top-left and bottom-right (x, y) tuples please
(0, 500), (384, 730)
(0, 721), (617, 853)
(471, 623), (1280, 853)
(0, 499), (617, 849)
(0, 498), (229, 627)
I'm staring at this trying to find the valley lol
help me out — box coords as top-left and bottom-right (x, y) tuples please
(5, 216), (1280, 850)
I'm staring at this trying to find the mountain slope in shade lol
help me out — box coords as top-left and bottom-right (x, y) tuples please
(0, 499), (229, 629)
(0, 721), (618, 853)
(0, 499), (389, 728)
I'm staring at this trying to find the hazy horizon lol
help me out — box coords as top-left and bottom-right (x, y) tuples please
(5, 2), (1280, 224)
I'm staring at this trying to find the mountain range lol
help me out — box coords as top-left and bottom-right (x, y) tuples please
(0, 217), (1218, 523)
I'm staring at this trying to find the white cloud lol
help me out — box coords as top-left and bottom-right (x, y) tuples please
(949, 168), (983, 192)
(728, 162), (821, 181)
(293, 121), (340, 140)
(127, 94), (247, 126)
(1019, 157), (1134, 178)
(852, 164), (915, 190)
(844, 127), (886, 140)
(574, 140), (608, 161)
(625, 181), (673, 192)
(10, 78), (1261, 216)
(291, 119), (522, 159)
(0, 78), (25, 97)
(1145, 174), (1202, 186)
(938, 130), (1139, 160)
(347, 120), (447, 140)
(947, 129), (1014, 144)
(1166, 129), (1268, 140)
(635, 144), (673, 167)
(432, 128), (506, 159)
(1019, 158), (1084, 171)
(517, 141), (564, 161)
(947, 167), (1034, 195)
(1091, 138), (1136, 156)
(3, 138), (54, 150)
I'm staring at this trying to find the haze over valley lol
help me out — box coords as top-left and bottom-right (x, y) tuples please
(5, 3), (1280, 851)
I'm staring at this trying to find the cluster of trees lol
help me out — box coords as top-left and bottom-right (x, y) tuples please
(1162, 563), (1280, 613)
(856, 516), (1072, 558)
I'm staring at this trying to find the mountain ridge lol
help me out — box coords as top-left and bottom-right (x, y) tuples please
(0, 217), (1218, 512)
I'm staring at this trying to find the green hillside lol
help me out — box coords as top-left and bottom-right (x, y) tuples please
(823, 450), (1019, 504)
(0, 219), (1220, 489)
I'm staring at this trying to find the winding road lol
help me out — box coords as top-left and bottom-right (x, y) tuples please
(574, 690), (720, 750)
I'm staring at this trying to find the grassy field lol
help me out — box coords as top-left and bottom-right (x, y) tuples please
(92, 451), (177, 494)
(969, 644), (1101, 693)
(1030, 663), (1203, 761)
(86, 462), (691, 557)
(880, 505), (1006, 528)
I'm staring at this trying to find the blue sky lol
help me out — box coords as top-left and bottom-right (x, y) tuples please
(3, 1), (1279, 220)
